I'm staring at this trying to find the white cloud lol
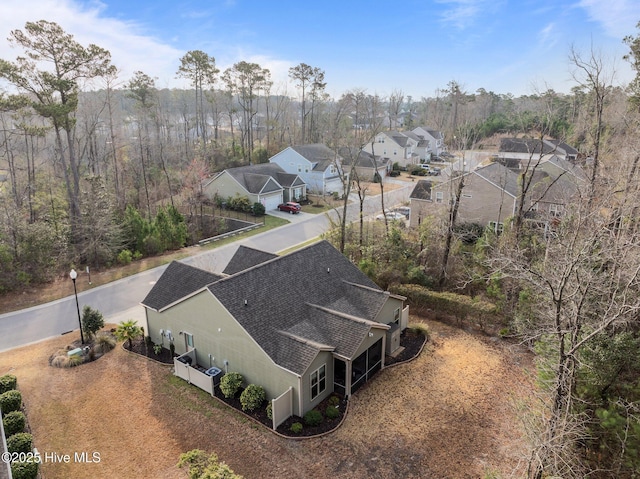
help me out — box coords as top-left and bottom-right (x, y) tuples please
(538, 22), (558, 49)
(435, 0), (502, 30)
(577, 0), (640, 38)
(0, 0), (185, 89)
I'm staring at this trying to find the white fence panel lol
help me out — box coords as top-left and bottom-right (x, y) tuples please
(271, 387), (293, 430)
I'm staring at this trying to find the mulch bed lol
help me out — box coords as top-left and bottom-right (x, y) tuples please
(385, 328), (427, 366)
(123, 330), (427, 437)
(123, 338), (174, 364)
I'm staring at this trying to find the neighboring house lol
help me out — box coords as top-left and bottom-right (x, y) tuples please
(363, 131), (421, 169)
(203, 163), (306, 211)
(269, 144), (345, 196)
(543, 140), (579, 163)
(429, 162), (520, 231)
(141, 241), (409, 419)
(408, 180), (434, 228)
(412, 127), (445, 158)
(338, 148), (390, 182)
(420, 159), (586, 232)
(498, 137), (580, 166)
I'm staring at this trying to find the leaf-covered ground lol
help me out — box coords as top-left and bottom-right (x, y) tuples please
(0, 316), (534, 478)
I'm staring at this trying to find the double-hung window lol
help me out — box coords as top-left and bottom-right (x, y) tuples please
(310, 364), (326, 400)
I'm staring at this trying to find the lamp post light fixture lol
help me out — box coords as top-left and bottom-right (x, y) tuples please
(69, 269), (85, 344)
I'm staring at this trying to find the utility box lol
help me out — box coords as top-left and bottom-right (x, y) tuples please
(385, 323), (401, 355)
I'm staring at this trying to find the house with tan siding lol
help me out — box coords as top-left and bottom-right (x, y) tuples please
(141, 241), (408, 419)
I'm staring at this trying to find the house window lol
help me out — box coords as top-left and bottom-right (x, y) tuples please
(304, 166), (309, 173)
(329, 165), (336, 174)
(311, 364), (326, 400)
(435, 191), (443, 204)
(393, 150), (397, 156)
(549, 204), (563, 217)
(531, 202), (538, 211)
(297, 164), (302, 172)
(393, 307), (400, 325)
(184, 332), (194, 351)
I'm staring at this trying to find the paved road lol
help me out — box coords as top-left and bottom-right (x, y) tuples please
(0, 184), (412, 352)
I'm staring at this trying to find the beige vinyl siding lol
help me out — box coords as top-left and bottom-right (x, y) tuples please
(300, 351), (334, 413)
(146, 290), (303, 415)
(374, 296), (404, 325)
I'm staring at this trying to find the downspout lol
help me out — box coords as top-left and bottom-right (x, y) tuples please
(297, 375), (303, 417)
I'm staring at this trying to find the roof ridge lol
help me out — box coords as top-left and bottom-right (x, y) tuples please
(277, 330), (335, 351)
(305, 302), (390, 329)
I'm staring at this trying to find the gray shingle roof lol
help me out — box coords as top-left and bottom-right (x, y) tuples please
(223, 163), (299, 194)
(499, 138), (555, 155)
(222, 245), (278, 275)
(338, 148), (389, 169)
(545, 139), (579, 156)
(208, 240), (390, 375)
(475, 162), (519, 197)
(290, 144), (339, 171)
(141, 261), (223, 311)
(410, 180), (433, 200)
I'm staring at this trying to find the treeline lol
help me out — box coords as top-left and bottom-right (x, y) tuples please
(0, 18), (638, 294)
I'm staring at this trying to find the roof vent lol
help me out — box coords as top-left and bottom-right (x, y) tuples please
(244, 299), (248, 306)
(327, 267), (330, 273)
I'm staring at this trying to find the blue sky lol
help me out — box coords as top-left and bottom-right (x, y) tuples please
(1, 0), (639, 98)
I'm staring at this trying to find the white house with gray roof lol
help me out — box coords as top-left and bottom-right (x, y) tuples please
(141, 241), (408, 419)
(203, 163), (306, 210)
(412, 126), (445, 159)
(269, 144), (345, 196)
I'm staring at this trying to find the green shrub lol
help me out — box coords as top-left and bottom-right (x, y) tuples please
(219, 372), (243, 399)
(0, 374), (17, 394)
(11, 460), (38, 479)
(7, 432), (32, 454)
(389, 283), (498, 325)
(252, 202), (266, 216)
(3, 411), (26, 436)
(328, 395), (340, 407)
(94, 334), (116, 353)
(82, 305), (105, 341)
(240, 384), (266, 411)
(325, 405), (340, 419)
(303, 409), (323, 427)
(0, 390), (22, 415)
(153, 344), (162, 355)
(117, 249), (133, 265)
(290, 422), (303, 434)
(266, 403), (273, 420)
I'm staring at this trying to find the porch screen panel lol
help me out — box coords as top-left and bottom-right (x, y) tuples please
(334, 358), (346, 396)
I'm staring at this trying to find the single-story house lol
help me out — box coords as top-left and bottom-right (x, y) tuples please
(203, 163), (306, 210)
(141, 240), (409, 420)
(269, 144), (345, 196)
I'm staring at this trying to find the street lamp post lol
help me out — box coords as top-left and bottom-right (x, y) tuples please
(69, 269), (85, 344)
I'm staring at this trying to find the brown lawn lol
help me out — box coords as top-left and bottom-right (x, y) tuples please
(0, 316), (534, 479)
